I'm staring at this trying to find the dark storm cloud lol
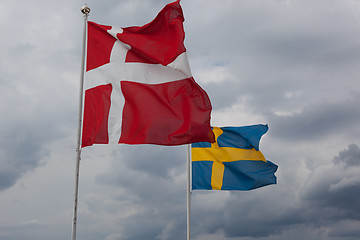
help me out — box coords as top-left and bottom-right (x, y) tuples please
(185, 0), (360, 118)
(95, 146), (188, 202)
(86, 0), (173, 27)
(0, 67), (76, 191)
(187, 144), (360, 240)
(116, 209), (187, 240)
(1, 1), (360, 240)
(334, 144), (360, 167)
(118, 145), (185, 179)
(92, 145), (189, 240)
(304, 182), (360, 220)
(327, 221), (360, 239)
(0, 91), (76, 191)
(96, 145), (186, 184)
(189, 190), (304, 239)
(298, 144), (360, 235)
(0, 128), (46, 190)
(0, 0), (82, 191)
(0, 70), (45, 190)
(268, 96), (360, 141)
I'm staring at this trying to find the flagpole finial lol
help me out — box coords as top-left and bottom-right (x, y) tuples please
(81, 4), (90, 15)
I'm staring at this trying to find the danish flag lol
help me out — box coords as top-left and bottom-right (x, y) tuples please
(81, 1), (215, 147)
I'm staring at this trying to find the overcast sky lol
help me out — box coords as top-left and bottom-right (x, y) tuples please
(1, 0), (360, 239)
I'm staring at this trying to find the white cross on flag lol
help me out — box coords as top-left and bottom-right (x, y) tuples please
(81, 0), (215, 148)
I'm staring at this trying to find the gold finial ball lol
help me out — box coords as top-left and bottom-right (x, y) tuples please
(81, 5), (90, 15)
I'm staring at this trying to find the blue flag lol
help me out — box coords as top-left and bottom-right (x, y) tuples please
(191, 125), (278, 191)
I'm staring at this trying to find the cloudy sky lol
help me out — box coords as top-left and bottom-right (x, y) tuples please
(1, 0), (360, 239)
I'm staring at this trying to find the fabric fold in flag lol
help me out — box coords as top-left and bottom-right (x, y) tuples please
(82, 0), (215, 147)
(191, 125), (278, 191)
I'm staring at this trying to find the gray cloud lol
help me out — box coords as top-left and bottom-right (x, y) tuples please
(89, 145), (189, 240)
(268, 96), (360, 141)
(0, 0), (82, 191)
(334, 143), (360, 167)
(186, 144), (360, 240)
(298, 144), (360, 233)
(1, 0), (360, 240)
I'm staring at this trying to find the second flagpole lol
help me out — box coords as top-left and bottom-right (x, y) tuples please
(187, 144), (191, 240)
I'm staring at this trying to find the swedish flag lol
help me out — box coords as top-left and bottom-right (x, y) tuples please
(191, 125), (277, 190)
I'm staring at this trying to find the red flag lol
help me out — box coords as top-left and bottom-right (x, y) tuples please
(82, 1), (215, 147)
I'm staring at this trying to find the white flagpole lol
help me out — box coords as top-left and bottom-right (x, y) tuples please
(72, 5), (90, 240)
(187, 144), (191, 240)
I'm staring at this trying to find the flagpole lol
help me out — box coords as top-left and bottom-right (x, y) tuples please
(187, 144), (191, 240)
(72, 5), (90, 240)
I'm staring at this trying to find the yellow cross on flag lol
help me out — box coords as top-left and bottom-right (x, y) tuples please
(191, 125), (277, 191)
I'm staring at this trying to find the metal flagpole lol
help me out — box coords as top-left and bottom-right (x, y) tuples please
(187, 144), (191, 240)
(72, 5), (90, 240)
